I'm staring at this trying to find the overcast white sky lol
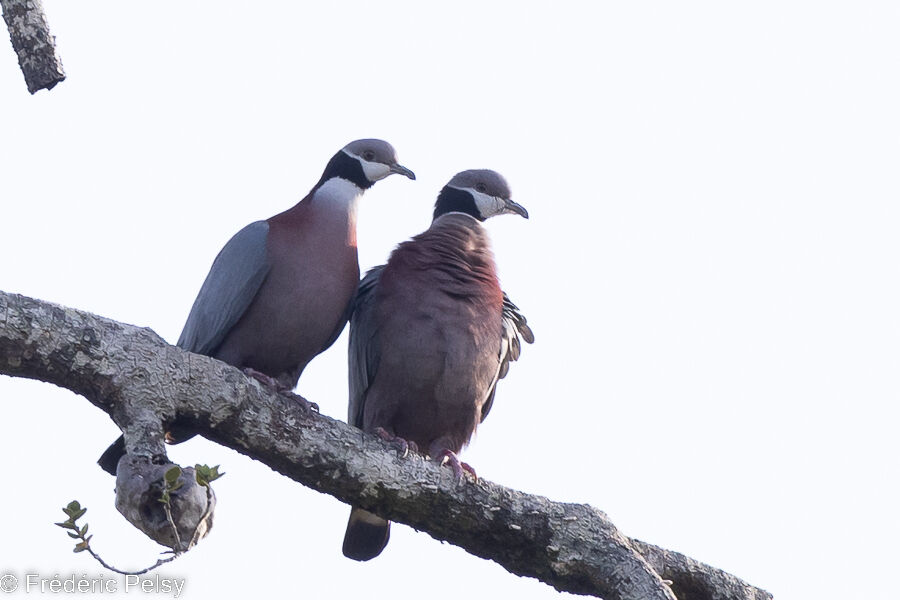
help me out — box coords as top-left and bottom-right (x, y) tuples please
(2, 2), (898, 599)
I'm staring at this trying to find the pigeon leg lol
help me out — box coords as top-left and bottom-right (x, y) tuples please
(242, 367), (319, 413)
(432, 448), (477, 481)
(286, 392), (319, 414)
(374, 427), (419, 457)
(243, 367), (282, 390)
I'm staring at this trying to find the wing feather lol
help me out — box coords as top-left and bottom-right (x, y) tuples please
(480, 291), (534, 423)
(177, 221), (271, 355)
(347, 265), (385, 427)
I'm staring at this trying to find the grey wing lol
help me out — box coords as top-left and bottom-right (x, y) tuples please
(347, 265), (385, 428)
(480, 291), (535, 423)
(177, 221), (271, 355)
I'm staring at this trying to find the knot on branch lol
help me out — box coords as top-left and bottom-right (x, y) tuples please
(114, 456), (215, 552)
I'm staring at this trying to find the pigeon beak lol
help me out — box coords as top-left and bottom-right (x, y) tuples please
(390, 163), (416, 180)
(504, 198), (529, 219)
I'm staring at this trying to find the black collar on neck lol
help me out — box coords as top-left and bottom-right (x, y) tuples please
(433, 186), (484, 221)
(316, 151), (373, 190)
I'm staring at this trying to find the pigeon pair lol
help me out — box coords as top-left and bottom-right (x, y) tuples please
(97, 139), (533, 562)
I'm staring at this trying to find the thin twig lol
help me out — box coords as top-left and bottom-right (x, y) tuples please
(188, 486), (214, 550)
(86, 549), (177, 576)
(162, 502), (184, 553)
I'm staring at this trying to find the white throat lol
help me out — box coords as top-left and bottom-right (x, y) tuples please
(314, 177), (363, 215)
(312, 177), (363, 247)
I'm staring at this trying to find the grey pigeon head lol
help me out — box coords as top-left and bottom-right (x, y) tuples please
(341, 139), (416, 183)
(434, 169), (528, 221)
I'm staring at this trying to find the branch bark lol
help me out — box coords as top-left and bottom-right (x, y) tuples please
(0, 289), (771, 600)
(2, 0), (65, 93)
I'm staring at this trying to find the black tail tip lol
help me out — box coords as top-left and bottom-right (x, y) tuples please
(343, 515), (390, 561)
(97, 435), (125, 476)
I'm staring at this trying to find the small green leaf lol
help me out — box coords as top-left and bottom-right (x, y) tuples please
(195, 464), (225, 486)
(66, 501), (81, 513)
(80, 524), (89, 536)
(73, 508), (87, 520)
(67, 531), (80, 539)
(55, 521), (76, 530)
(164, 467), (182, 484)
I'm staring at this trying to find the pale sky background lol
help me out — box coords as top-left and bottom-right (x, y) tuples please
(1, 2), (898, 599)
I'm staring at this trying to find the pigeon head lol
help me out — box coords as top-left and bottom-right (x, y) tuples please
(318, 139), (415, 190)
(433, 169), (528, 222)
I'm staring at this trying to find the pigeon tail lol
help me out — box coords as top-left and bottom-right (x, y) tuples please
(97, 434), (125, 475)
(343, 507), (390, 561)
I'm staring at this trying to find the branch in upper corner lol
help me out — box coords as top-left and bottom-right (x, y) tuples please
(1, 0), (65, 93)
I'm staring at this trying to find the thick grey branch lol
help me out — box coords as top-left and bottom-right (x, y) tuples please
(631, 540), (772, 600)
(0, 290), (770, 600)
(2, 0), (65, 93)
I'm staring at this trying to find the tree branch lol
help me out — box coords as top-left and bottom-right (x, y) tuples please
(2, 0), (65, 93)
(0, 289), (770, 600)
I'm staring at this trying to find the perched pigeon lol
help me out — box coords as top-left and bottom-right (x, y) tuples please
(342, 169), (533, 561)
(98, 139), (415, 475)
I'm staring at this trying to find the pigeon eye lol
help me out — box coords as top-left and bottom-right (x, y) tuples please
(475, 183), (487, 193)
(363, 151), (376, 161)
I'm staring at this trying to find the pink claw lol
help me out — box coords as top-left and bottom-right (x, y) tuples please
(437, 449), (477, 481)
(243, 368), (319, 413)
(243, 367), (282, 390)
(374, 427), (418, 457)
